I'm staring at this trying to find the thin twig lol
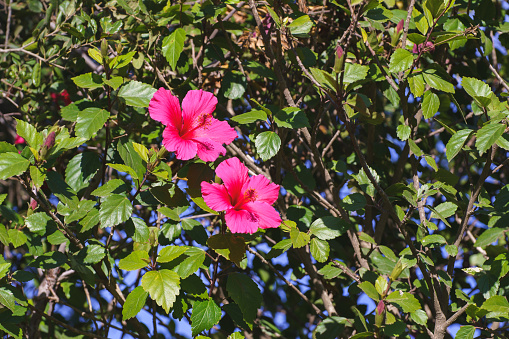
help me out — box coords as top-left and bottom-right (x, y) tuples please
(247, 245), (326, 319)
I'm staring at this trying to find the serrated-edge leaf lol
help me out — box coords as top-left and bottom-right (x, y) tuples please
(123, 286), (148, 320)
(75, 108), (110, 140)
(190, 298), (222, 336)
(446, 129), (473, 161)
(255, 131), (281, 161)
(142, 269), (180, 313)
(162, 28), (186, 71)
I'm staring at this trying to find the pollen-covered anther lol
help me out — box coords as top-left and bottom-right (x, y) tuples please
(198, 113), (213, 129)
(244, 188), (258, 202)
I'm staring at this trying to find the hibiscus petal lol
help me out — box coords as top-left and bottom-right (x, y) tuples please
(201, 182), (232, 211)
(163, 127), (197, 160)
(225, 209), (259, 234)
(194, 137), (227, 162)
(149, 88), (182, 129)
(201, 118), (238, 145)
(243, 175), (280, 205)
(181, 90), (217, 124)
(216, 158), (248, 203)
(244, 201), (281, 229)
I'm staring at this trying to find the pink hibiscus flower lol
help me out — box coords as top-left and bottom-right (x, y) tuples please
(149, 89), (237, 161)
(201, 157), (281, 234)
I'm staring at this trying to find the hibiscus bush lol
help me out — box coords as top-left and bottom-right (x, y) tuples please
(1, 0), (509, 338)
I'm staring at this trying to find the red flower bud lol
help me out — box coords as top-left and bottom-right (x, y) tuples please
(397, 19), (404, 33)
(30, 198), (38, 210)
(60, 90), (72, 106)
(44, 131), (56, 150)
(376, 300), (385, 315)
(14, 135), (25, 145)
(336, 46), (344, 59)
(412, 41), (435, 54)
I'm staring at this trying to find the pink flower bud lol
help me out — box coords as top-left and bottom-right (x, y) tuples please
(425, 41), (435, 52)
(30, 199), (38, 210)
(336, 46), (344, 59)
(14, 135), (25, 145)
(376, 300), (385, 315)
(413, 41), (435, 54)
(44, 131), (56, 150)
(397, 19), (404, 33)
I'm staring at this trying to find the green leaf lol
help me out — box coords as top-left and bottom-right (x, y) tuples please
(103, 76), (125, 90)
(342, 193), (367, 211)
(118, 139), (146, 180)
(79, 244), (105, 264)
(318, 262), (342, 279)
(0, 142), (17, 154)
(309, 68), (338, 91)
(408, 73), (425, 97)
(0, 287), (15, 312)
(108, 163), (139, 180)
(314, 317), (347, 339)
(421, 234), (447, 247)
(191, 298), (222, 336)
(118, 250), (149, 271)
(0, 152), (30, 180)
(288, 15), (313, 37)
(462, 77), (493, 107)
(358, 281), (379, 301)
(274, 107), (310, 129)
(8, 229), (27, 248)
(445, 244), (458, 256)
(72, 73), (104, 89)
(343, 63), (369, 84)
(475, 123), (505, 154)
(455, 325), (475, 339)
(60, 102), (81, 122)
(75, 108), (110, 140)
(475, 227), (505, 248)
(387, 291), (421, 313)
(142, 269), (180, 313)
(231, 110), (267, 124)
(30, 166), (46, 189)
(446, 129), (473, 161)
(226, 273), (262, 328)
(396, 125), (411, 141)
(422, 91), (440, 119)
(422, 64), (455, 93)
(15, 119), (43, 149)
(162, 28), (186, 71)
(389, 49), (414, 73)
(92, 179), (126, 197)
(174, 248), (206, 279)
(157, 246), (188, 263)
(290, 227), (310, 248)
(207, 234), (247, 266)
(110, 51), (136, 69)
(223, 71), (246, 100)
(118, 81), (157, 108)
(310, 238), (329, 262)
(375, 276), (389, 296)
(430, 201), (457, 219)
(481, 295), (509, 313)
(309, 216), (349, 240)
(65, 152), (100, 192)
(410, 309), (428, 325)
(99, 194), (133, 229)
(255, 131), (281, 161)
(123, 286), (148, 321)
(25, 212), (51, 234)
